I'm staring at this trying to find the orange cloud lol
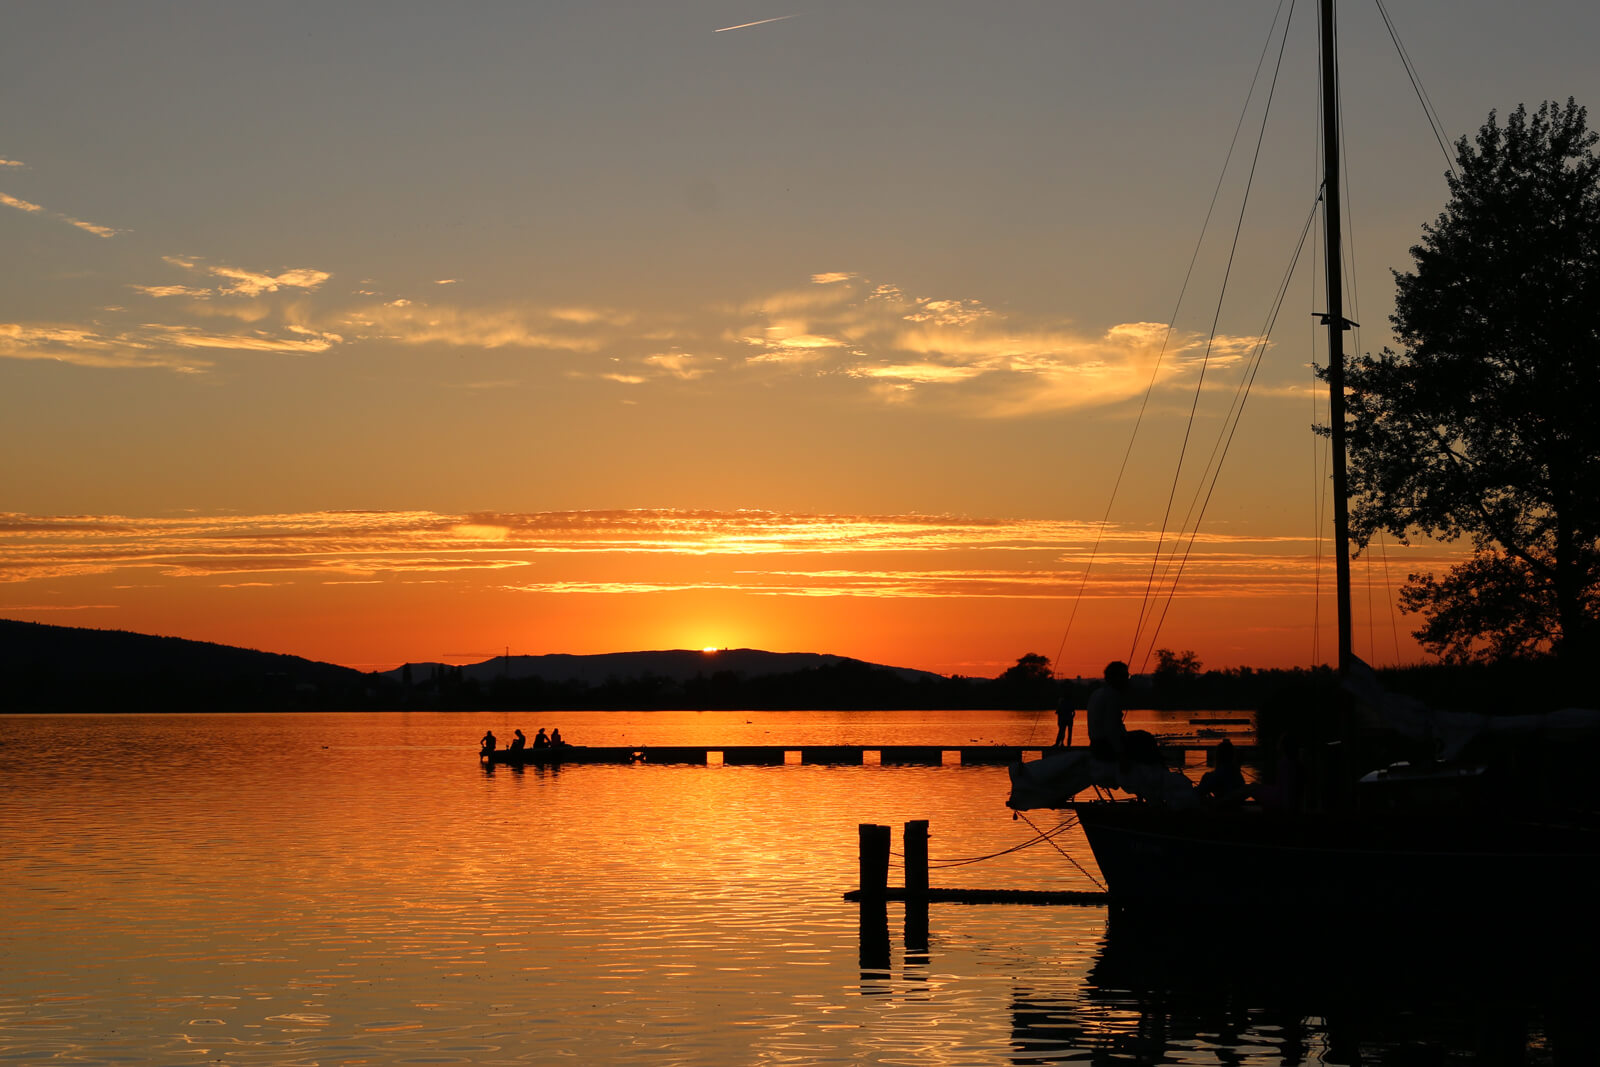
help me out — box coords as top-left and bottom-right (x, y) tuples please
(0, 189), (119, 236)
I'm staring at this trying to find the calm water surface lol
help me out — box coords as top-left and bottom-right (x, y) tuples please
(0, 711), (1573, 1064)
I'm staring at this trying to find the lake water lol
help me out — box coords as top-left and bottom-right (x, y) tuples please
(0, 711), (1578, 1065)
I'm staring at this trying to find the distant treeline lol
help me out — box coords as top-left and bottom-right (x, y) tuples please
(383, 656), (1586, 715)
(2, 619), (1577, 715)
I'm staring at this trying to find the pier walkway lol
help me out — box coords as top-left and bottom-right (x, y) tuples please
(482, 740), (1252, 767)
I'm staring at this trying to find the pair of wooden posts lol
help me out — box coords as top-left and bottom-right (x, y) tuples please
(858, 820), (930, 969)
(858, 820), (929, 899)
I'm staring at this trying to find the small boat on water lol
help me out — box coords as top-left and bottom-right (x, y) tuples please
(1007, 0), (1600, 933)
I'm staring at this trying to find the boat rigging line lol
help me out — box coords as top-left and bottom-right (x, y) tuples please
(1046, 0), (1299, 685)
(1050, 0), (1448, 678)
(1128, 0), (1302, 668)
(1132, 194), (1324, 672)
(1373, 0), (1458, 179)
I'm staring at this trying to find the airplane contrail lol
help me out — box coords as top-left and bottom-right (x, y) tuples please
(715, 14), (796, 32)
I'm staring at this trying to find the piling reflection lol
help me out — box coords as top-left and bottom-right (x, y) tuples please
(858, 900), (891, 975)
(903, 896), (929, 961)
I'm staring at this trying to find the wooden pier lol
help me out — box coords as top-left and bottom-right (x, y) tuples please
(483, 740), (1253, 767)
(846, 820), (1109, 909)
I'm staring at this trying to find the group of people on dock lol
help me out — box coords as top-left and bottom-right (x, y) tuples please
(480, 727), (566, 756)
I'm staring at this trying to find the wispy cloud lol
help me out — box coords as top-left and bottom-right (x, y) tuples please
(0, 189), (120, 237)
(27, 254), (1270, 417)
(0, 508), (1393, 592)
(210, 265), (331, 296)
(0, 159), (25, 168)
(0, 315), (344, 368)
(141, 258), (332, 299)
(130, 284), (214, 299)
(145, 324), (344, 354)
(642, 352), (715, 380)
(66, 217), (118, 238)
(0, 191), (43, 213)
(0, 323), (213, 371)
(723, 274), (1252, 415)
(342, 300), (609, 351)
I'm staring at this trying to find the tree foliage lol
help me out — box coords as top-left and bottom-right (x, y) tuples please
(1342, 99), (1600, 664)
(1153, 648), (1203, 678)
(1000, 652), (1054, 684)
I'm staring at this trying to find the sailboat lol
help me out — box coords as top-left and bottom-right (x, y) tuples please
(1006, 0), (1600, 932)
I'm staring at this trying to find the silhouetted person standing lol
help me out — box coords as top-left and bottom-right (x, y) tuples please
(1052, 687), (1076, 747)
(1087, 661), (1130, 760)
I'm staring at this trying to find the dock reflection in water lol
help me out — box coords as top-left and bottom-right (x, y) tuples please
(854, 885), (1590, 1064)
(1029, 913), (1586, 1064)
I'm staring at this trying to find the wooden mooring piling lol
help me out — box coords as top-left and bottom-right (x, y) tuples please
(844, 820), (1109, 907)
(850, 819), (1106, 970)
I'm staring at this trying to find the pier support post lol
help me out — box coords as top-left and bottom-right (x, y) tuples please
(858, 824), (890, 900)
(903, 819), (930, 954)
(857, 823), (892, 971)
(903, 820), (929, 896)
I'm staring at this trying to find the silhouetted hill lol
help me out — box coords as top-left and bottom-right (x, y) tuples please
(1, 619), (374, 712)
(380, 649), (946, 688)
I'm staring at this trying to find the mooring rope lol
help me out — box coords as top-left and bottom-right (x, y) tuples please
(1014, 810), (1107, 892)
(923, 817), (1080, 869)
(887, 816), (1072, 865)
(886, 813), (1107, 892)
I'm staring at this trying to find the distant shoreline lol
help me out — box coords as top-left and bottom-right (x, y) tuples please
(3, 618), (1571, 716)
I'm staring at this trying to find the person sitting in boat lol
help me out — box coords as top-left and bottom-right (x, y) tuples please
(1051, 687), (1076, 748)
(1086, 661), (1130, 760)
(1198, 738), (1248, 806)
(550, 727), (565, 748)
(480, 729), (497, 755)
(533, 728), (549, 749)
(509, 729), (526, 754)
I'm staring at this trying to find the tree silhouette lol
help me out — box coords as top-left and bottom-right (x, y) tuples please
(1342, 99), (1600, 666)
(1000, 652), (1054, 684)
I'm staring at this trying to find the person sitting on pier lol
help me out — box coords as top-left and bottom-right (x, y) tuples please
(480, 729), (497, 755)
(550, 727), (565, 748)
(1086, 661), (1130, 761)
(1198, 738), (1248, 806)
(533, 728), (549, 749)
(509, 729), (526, 754)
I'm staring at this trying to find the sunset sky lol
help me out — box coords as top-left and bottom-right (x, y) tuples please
(4, 2), (1596, 678)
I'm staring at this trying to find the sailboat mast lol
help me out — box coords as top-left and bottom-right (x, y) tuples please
(1320, 0), (1354, 673)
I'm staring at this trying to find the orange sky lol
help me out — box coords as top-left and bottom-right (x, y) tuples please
(1, 509), (1452, 676)
(3, 3), (1586, 678)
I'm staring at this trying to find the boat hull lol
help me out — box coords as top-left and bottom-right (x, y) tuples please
(1071, 801), (1599, 928)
